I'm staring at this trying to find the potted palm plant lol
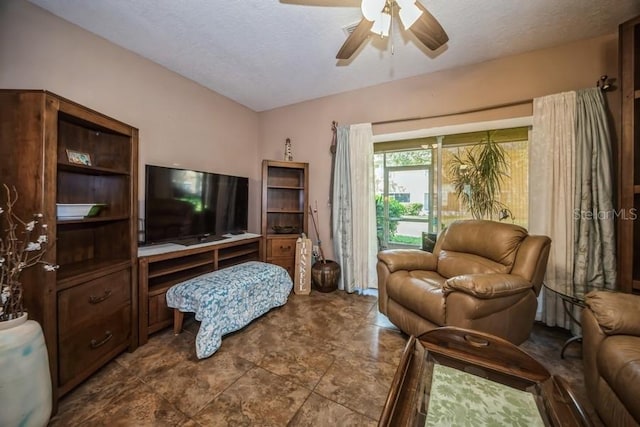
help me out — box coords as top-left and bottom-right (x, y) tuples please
(0, 184), (57, 427)
(447, 131), (513, 221)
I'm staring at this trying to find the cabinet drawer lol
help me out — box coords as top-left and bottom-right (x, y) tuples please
(58, 306), (131, 385)
(58, 269), (131, 334)
(269, 257), (295, 278)
(268, 238), (296, 258)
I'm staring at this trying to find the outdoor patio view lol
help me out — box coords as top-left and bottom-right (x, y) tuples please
(374, 127), (529, 250)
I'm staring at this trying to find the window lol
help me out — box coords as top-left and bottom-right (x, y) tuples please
(375, 127), (528, 249)
(389, 193), (410, 203)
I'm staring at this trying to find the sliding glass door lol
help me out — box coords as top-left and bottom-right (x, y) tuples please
(375, 127), (529, 250)
(375, 149), (436, 249)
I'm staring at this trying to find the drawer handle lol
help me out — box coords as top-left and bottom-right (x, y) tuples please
(280, 245), (291, 250)
(89, 289), (112, 304)
(90, 331), (113, 349)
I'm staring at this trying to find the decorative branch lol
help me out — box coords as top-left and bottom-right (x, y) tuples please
(308, 202), (326, 264)
(0, 184), (58, 321)
(329, 121), (338, 238)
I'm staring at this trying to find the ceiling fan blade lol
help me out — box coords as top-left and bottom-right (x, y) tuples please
(336, 18), (373, 60)
(409, 2), (449, 50)
(279, 0), (360, 6)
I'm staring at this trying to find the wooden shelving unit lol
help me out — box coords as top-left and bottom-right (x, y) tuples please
(137, 234), (262, 345)
(261, 160), (309, 277)
(0, 90), (138, 409)
(618, 15), (640, 294)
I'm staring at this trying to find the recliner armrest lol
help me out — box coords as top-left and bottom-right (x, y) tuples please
(443, 274), (532, 298)
(585, 291), (640, 336)
(377, 249), (437, 273)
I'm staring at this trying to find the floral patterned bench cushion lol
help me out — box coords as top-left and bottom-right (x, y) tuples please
(165, 261), (292, 359)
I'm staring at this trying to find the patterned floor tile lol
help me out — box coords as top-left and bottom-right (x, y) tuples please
(314, 351), (398, 420)
(141, 348), (255, 417)
(191, 367), (311, 426)
(289, 392), (378, 426)
(80, 380), (187, 426)
(48, 362), (139, 426)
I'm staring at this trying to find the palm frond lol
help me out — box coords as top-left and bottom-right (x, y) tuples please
(446, 131), (512, 220)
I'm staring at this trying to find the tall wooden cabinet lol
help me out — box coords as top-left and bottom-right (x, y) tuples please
(261, 160), (309, 276)
(618, 16), (640, 294)
(0, 90), (138, 406)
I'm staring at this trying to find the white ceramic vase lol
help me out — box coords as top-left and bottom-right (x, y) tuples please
(0, 313), (52, 427)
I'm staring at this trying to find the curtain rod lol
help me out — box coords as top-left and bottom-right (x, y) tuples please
(371, 98), (533, 126)
(371, 76), (613, 127)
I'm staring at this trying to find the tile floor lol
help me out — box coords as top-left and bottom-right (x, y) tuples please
(49, 290), (598, 426)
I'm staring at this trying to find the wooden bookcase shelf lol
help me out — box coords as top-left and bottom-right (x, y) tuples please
(148, 258), (213, 278)
(261, 160), (309, 277)
(0, 90), (138, 411)
(137, 234), (262, 345)
(57, 162), (130, 176)
(219, 247), (261, 261)
(57, 215), (131, 225)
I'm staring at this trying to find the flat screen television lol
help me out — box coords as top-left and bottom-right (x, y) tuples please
(144, 165), (248, 245)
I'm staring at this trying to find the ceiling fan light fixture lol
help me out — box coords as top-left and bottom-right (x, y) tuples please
(336, 0), (447, 60)
(371, 11), (391, 37)
(398, 2), (423, 29)
(361, 0), (386, 22)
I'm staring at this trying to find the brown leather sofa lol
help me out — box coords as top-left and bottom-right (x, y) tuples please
(377, 219), (551, 345)
(582, 291), (640, 427)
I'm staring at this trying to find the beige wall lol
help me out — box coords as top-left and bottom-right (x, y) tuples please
(259, 34), (620, 260)
(0, 0), (262, 233)
(1, 0), (621, 260)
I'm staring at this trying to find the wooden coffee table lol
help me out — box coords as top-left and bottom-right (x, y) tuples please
(379, 327), (592, 427)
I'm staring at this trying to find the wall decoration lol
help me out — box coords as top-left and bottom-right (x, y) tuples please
(284, 138), (293, 161)
(66, 149), (92, 166)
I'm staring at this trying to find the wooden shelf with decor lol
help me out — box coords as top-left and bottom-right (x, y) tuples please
(261, 160), (309, 277)
(0, 89), (138, 410)
(137, 234), (262, 345)
(618, 15), (640, 294)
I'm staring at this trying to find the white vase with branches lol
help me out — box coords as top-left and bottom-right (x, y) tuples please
(0, 184), (56, 427)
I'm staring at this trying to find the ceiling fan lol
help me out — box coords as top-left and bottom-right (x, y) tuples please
(336, 0), (449, 60)
(281, 0), (448, 60)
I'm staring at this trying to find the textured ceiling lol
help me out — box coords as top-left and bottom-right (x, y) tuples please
(27, 0), (640, 112)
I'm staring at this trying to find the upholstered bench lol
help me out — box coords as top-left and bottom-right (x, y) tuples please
(166, 261), (292, 359)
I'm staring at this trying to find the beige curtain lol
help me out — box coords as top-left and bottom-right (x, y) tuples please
(529, 92), (576, 328)
(332, 123), (377, 292)
(349, 124), (378, 290)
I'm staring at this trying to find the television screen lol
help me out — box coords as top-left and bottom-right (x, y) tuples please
(144, 165), (248, 245)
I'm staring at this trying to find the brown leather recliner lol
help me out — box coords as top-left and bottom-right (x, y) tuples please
(582, 291), (640, 427)
(377, 219), (551, 345)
